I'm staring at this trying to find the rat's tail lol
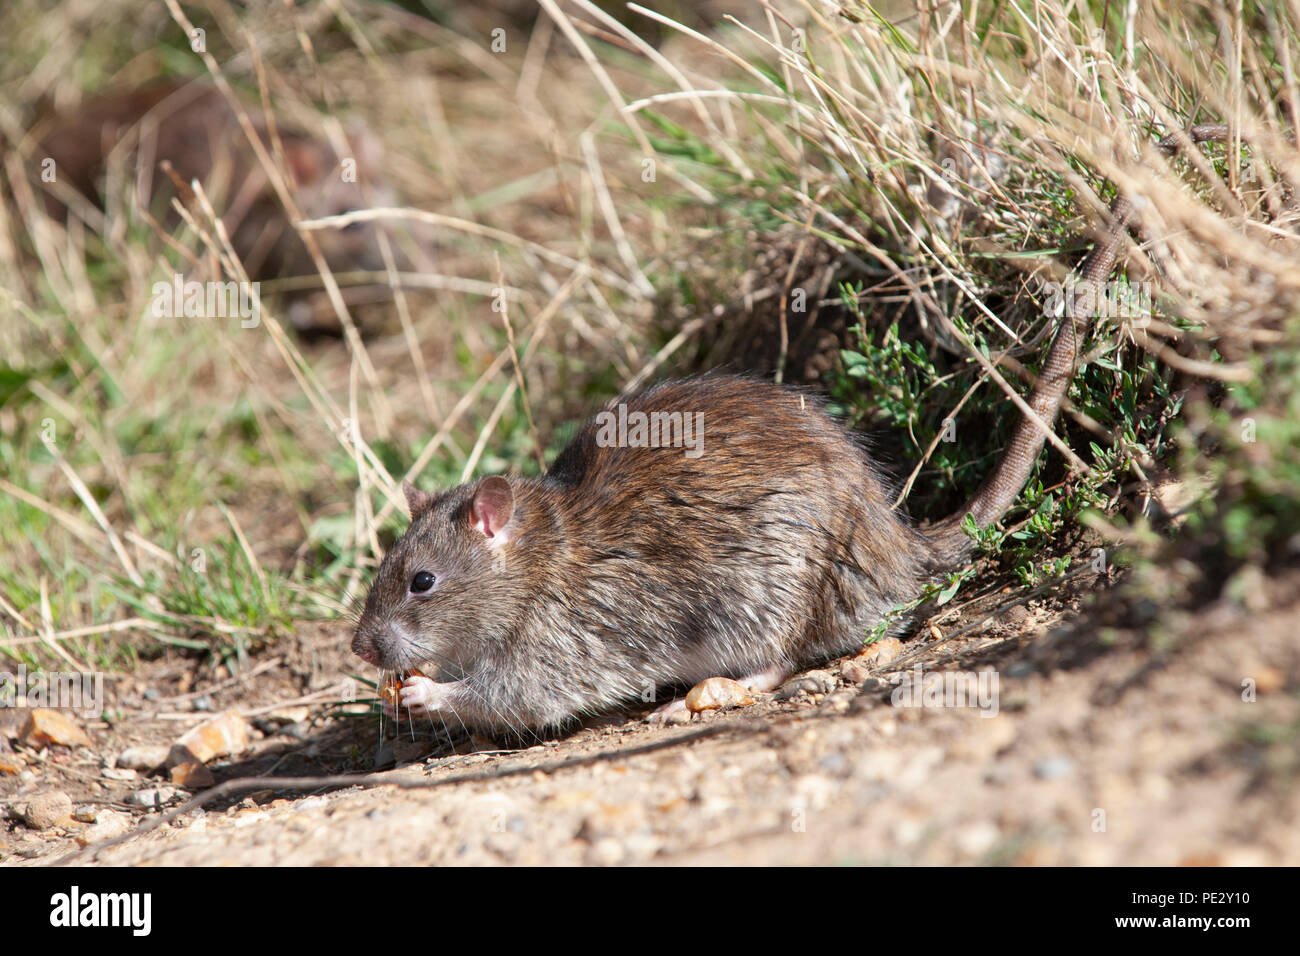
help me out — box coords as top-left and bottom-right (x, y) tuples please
(927, 125), (1230, 558)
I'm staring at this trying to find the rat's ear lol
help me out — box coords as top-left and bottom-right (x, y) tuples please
(470, 476), (514, 540)
(281, 136), (325, 188)
(403, 480), (435, 518)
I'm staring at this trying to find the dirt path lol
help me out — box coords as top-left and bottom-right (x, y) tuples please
(2, 572), (1297, 866)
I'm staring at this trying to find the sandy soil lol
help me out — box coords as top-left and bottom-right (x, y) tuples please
(2, 565), (1296, 867)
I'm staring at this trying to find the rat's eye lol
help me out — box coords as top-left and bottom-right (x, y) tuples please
(410, 571), (436, 594)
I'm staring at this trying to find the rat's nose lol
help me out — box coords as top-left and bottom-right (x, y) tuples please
(351, 632), (380, 664)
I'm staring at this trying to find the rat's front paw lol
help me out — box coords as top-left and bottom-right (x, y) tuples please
(399, 673), (440, 713)
(384, 674), (462, 720)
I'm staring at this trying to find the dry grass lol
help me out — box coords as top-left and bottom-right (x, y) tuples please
(0, 0), (1297, 669)
(0, 0), (681, 664)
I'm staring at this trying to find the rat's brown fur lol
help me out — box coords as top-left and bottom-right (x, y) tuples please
(355, 376), (935, 731)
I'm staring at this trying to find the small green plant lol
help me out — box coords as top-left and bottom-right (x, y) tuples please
(866, 567), (975, 644)
(104, 536), (319, 667)
(1173, 330), (1300, 573)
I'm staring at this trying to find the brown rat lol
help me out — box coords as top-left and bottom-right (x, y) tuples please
(352, 128), (1210, 735)
(24, 80), (430, 328)
(355, 375), (941, 733)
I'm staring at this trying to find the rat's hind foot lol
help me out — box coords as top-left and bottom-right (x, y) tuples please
(736, 664), (791, 693)
(645, 698), (688, 724)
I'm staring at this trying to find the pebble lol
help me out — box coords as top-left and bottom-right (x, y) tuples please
(792, 774), (837, 812)
(893, 817), (925, 847)
(824, 691), (854, 713)
(1033, 756), (1075, 780)
(1252, 666), (1285, 695)
(116, 745), (170, 771)
(268, 706), (310, 724)
(839, 660), (871, 683)
(169, 762), (216, 788)
(0, 754), (24, 775)
(587, 837), (626, 866)
(852, 636), (904, 669)
(23, 791), (73, 830)
(102, 767), (139, 781)
(76, 810), (130, 847)
(127, 787), (179, 809)
(776, 671), (835, 700)
(1005, 661), (1036, 679)
(169, 711), (251, 766)
(621, 834), (663, 862)
(685, 677), (754, 714)
(279, 721), (312, 741)
(19, 710), (92, 749)
(955, 821), (1001, 857)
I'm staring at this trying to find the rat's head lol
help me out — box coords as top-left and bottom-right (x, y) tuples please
(236, 121), (436, 280)
(351, 476), (520, 675)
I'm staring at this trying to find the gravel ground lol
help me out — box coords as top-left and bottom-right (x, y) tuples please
(2, 569), (1297, 866)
